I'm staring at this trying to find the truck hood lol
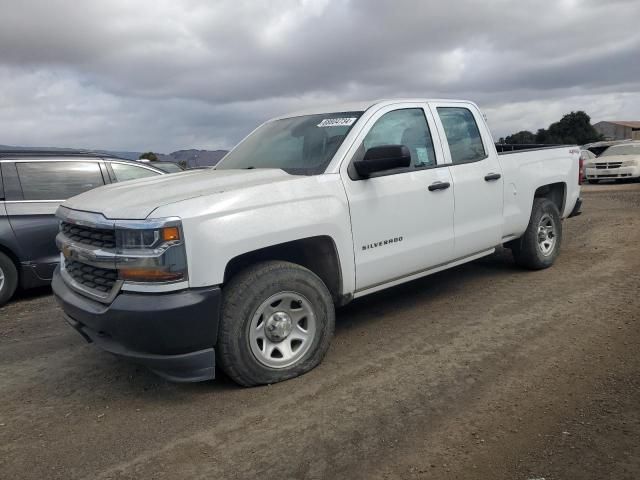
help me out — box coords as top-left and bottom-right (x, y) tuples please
(63, 169), (295, 219)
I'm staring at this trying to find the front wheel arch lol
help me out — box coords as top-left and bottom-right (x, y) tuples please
(222, 236), (344, 303)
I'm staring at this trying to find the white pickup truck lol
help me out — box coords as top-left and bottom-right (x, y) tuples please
(52, 99), (582, 386)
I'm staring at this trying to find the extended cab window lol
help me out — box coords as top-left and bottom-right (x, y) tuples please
(16, 161), (104, 200)
(437, 107), (487, 164)
(110, 163), (160, 182)
(363, 108), (436, 169)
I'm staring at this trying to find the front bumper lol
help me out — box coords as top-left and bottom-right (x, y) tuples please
(585, 166), (640, 180)
(52, 267), (220, 382)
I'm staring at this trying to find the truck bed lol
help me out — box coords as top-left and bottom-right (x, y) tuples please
(497, 145), (580, 239)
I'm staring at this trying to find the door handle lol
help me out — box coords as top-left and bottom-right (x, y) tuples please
(484, 173), (502, 181)
(428, 181), (451, 191)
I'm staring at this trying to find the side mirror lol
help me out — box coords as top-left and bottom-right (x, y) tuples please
(353, 145), (411, 178)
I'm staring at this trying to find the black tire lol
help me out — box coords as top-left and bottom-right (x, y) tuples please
(0, 252), (18, 307)
(511, 198), (562, 270)
(217, 261), (335, 386)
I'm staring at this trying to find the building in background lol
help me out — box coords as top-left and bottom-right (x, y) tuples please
(593, 121), (640, 140)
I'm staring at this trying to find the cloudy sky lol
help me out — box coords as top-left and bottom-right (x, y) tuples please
(1, 0), (639, 152)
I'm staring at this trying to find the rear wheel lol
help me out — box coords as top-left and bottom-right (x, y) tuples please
(0, 252), (18, 307)
(217, 261), (335, 386)
(512, 198), (562, 270)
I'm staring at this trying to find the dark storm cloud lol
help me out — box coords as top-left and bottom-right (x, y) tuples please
(0, 0), (638, 151)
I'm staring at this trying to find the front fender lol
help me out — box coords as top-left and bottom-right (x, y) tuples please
(153, 175), (355, 295)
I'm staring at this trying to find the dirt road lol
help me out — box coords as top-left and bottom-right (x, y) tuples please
(1, 183), (639, 480)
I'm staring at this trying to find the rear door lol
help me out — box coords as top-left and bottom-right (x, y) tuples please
(5, 159), (106, 279)
(430, 102), (504, 258)
(341, 103), (455, 291)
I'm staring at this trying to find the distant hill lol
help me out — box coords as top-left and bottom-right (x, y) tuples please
(0, 145), (228, 168)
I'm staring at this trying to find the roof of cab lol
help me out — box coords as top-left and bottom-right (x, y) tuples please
(274, 98), (472, 120)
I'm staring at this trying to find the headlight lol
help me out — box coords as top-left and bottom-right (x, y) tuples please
(115, 220), (188, 283)
(116, 226), (180, 249)
(117, 229), (160, 249)
(585, 162), (595, 168)
(622, 158), (639, 167)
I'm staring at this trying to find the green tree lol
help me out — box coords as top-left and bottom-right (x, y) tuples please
(139, 151), (158, 161)
(503, 130), (536, 144)
(535, 128), (563, 144)
(502, 111), (603, 145)
(544, 111), (602, 145)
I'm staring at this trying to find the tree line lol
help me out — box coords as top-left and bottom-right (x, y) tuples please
(498, 111), (603, 145)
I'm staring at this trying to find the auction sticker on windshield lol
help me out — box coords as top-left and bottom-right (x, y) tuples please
(317, 118), (357, 127)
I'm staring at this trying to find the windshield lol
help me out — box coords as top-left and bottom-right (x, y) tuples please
(601, 144), (640, 156)
(217, 112), (363, 175)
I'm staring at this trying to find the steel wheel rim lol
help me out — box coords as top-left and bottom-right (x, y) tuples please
(249, 291), (317, 369)
(537, 213), (556, 256)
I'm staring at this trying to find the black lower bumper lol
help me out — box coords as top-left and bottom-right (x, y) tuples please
(52, 267), (220, 382)
(568, 197), (582, 218)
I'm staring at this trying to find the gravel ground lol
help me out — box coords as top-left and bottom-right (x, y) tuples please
(1, 183), (639, 480)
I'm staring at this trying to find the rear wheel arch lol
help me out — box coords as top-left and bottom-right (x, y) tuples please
(533, 182), (566, 215)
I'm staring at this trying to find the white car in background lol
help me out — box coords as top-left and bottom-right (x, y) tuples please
(585, 142), (640, 183)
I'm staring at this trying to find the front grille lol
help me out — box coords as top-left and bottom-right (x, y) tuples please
(64, 259), (117, 294)
(61, 222), (115, 249)
(595, 162), (623, 169)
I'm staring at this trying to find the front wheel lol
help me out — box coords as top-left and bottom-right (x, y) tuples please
(217, 261), (335, 386)
(511, 198), (563, 270)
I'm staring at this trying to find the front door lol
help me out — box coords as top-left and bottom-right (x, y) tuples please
(341, 104), (455, 291)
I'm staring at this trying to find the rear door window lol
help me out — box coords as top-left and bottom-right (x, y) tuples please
(16, 161), (105, 200)
(437, 107), (487, 164)
(110, 162), (161, 182)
